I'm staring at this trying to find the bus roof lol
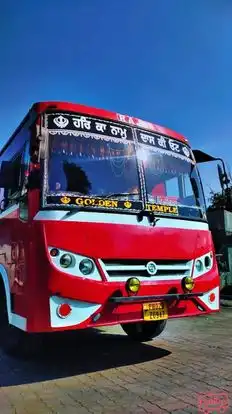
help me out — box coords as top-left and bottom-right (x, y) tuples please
(33, 101), (189, 144)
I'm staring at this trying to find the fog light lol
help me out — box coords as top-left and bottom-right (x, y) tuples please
(79, 258), (95, 275)
(60, 254), (73, 268)
(57, 303), (72, 318)
(195, 260), (203, 272)
(183, 276), (195, 291)
(126, 277), (140, 293)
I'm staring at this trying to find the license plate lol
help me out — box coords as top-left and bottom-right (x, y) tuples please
(143, 301), (168, 321)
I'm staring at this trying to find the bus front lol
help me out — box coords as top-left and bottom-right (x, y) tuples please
(34, 110), (219, 340)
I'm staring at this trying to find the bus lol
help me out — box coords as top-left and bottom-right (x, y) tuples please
(0, 101), (220, 355)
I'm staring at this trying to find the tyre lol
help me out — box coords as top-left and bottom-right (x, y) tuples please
(0, 291), (40, 358)
(121, 320), (167, 342)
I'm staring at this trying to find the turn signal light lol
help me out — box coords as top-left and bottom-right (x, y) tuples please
(50, 248), (59, 257)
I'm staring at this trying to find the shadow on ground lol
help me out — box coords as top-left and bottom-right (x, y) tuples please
(0, 328), (171, 387)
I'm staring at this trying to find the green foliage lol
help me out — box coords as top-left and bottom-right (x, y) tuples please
(207, 186), (232, 212)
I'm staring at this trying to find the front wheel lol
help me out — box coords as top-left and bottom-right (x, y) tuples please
(1, 325), (42, 358)
(121, 320), (167, 342)
(0, 296), (40, 358)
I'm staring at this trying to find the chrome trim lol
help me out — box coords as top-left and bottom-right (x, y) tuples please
(99, 258), (193, 282)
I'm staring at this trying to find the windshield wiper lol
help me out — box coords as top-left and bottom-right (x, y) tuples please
(103, 193), (159, 225)
(102, 192), (139, 199)
(137, 208), (160, 227)
(62, 207), (82, 220)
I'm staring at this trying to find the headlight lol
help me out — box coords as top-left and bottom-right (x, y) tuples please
(204, 255), (212, 269)
(60, 254), (74, 268)
(49, 247), (102, 280)
(193, 252), (214, 277)
(79, 259), (95, 275)
(195, 260), (203, 272)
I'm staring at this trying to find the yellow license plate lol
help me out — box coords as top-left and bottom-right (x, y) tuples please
(143, 302), (168, 321)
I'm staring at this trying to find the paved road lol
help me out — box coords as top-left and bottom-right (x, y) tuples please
(0, 307), (231, 414)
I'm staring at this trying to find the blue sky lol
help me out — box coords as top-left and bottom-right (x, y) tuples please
(1, 0), (232, 198)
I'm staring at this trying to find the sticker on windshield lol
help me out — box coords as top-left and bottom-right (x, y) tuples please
(46, 195), (143, 211)
(60, 196), (71, 204)
(146, 203), (179, 215)
(75, 197), (119, 208)
(75, 197), (136, 210)
(47, 113), (134, 143)
(136, 129), (193, 162)
(47, 195), (179, 214)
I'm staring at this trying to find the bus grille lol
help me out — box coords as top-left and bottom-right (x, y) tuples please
(99, 258), (193, 281)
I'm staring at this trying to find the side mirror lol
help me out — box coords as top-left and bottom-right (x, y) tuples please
(217, 163), (230, 190)
(0, 161), (18, 189)
(217, 164), (224, 189)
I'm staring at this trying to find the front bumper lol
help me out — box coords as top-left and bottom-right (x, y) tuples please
(44, 260), (220, 332)
(46, 287), (220, 332)
(109, 292), (204, 303)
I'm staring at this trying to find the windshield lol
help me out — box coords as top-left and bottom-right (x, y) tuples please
(44, 112), (206, 220)
(139, 146), (206, 219)
(47, 133), (140, 199)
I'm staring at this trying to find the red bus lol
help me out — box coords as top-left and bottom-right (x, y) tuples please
(0, 101), (220, 355)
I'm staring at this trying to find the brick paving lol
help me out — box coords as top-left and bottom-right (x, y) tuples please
(0, 307), (231, 413)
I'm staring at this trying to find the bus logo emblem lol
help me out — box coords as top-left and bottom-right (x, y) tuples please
(146, 261), (157, 276)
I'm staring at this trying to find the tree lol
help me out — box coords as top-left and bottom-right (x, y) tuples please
(207, 186), (232, 212)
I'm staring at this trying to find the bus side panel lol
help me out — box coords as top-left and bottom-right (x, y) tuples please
(0, 207), (28, 321)
(0, 210), (51, 333)
(0, 116), (37, 328)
